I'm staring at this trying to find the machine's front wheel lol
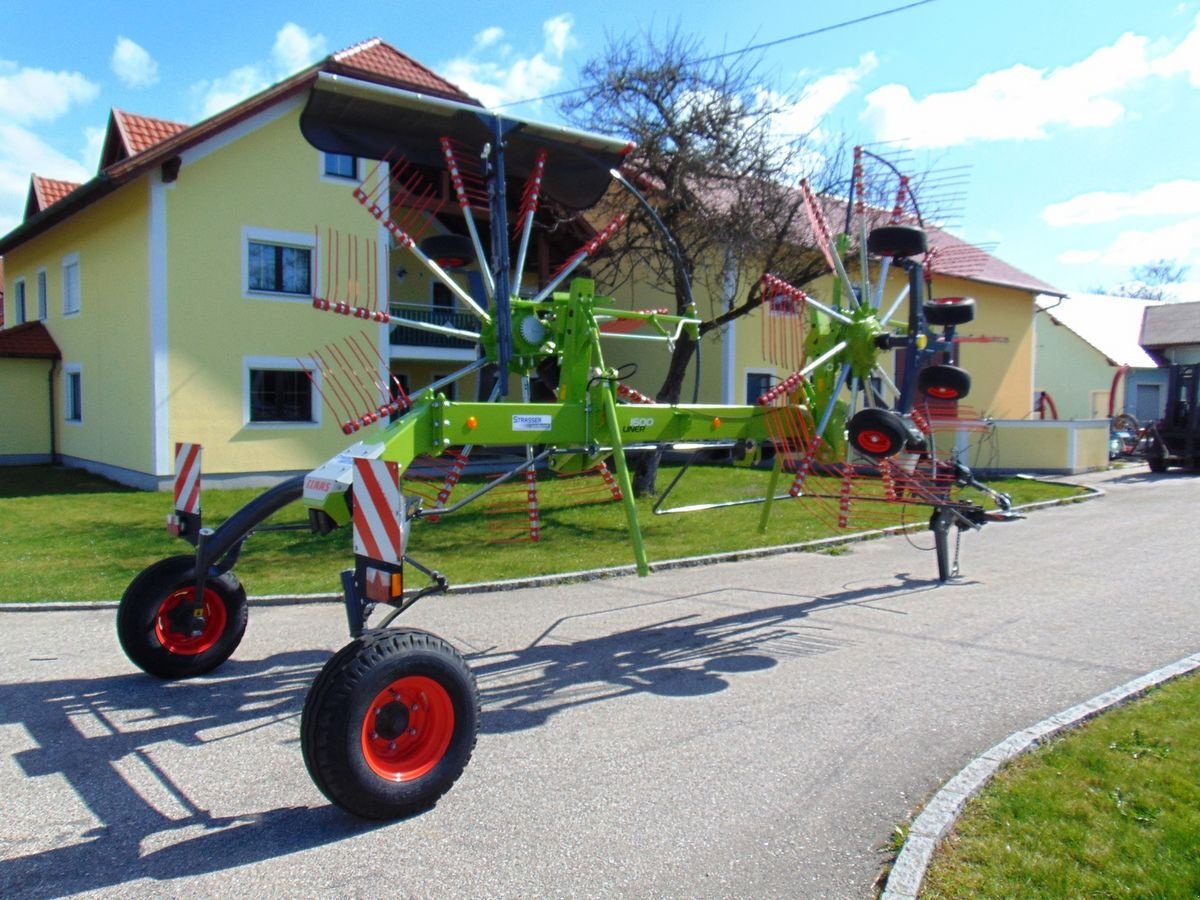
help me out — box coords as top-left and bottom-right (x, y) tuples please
(117, 555), (248, 679)
(301, 628), (479, 819)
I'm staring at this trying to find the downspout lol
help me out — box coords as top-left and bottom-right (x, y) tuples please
(48, 358), (58, 463)
(1107, 364), (1129, 418)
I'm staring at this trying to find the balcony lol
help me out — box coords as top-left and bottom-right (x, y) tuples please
(388, 302), (479, 359)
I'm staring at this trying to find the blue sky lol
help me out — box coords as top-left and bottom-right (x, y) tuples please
(2, 0), (1198, 299)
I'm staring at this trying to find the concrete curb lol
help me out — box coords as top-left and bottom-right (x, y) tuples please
(0, 481), (1102, 612)
(880, 650), (1200, 899)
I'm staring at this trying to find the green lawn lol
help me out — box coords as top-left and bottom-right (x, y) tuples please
(0, 463), (1086, 603)
(920, 671), (1200, 898)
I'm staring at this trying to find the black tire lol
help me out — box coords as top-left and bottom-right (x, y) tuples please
(1147, 454), (1168, 473)
(848, 407), (910, 458)
(924, 296), (976, 326)
(867, 225), (927, 258)
(117, 555), (248, 679)
(302, 629), (480, 820)
(418, 234), (475, 269)
(918, 364), (972, 401)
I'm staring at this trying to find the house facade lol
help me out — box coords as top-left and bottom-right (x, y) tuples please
(0, 41), (495, 488)
(1035, 293), (1166, 423)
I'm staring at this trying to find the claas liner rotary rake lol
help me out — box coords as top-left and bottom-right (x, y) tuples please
(117, 74), (1019, 819)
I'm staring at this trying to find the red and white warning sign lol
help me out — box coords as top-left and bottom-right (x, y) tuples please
(174, 442), (202, 514)
(352, 457), (402, 564)
(167, 442), (202, 537)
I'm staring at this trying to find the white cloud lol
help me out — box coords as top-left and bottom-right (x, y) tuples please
(0, 61), (98, 230)
(1153, 12), (1200, 86)
(440, 15), (575, 108)
(766, 53), (878, 139)
(0, 121), (93, 233)
(862, 17), (1200, 148)
(1057, 216), (1200, 270)
(1043, 181), (1200, 226)
(0, 62), (99, 124)
(272, 22), (328, 74)
(111, 37), (159, 89)
(191, 23), (326, 118)
(474, 27), (505, 50)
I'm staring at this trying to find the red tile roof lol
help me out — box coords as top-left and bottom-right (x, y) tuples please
(330, 38), (477, 103)
(0, 321), (61, 359)
(99, 109), (189, 169)
(924, 225), (1062, 296)
(24, 175), (83, 218)
(115, 109), (189, 155)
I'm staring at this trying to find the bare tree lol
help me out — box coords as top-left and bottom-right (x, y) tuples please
(1093, 259), (1190, 302)
(559, 28), (843, 491)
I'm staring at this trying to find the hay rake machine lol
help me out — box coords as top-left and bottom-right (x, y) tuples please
(117, 76), (1018, 819)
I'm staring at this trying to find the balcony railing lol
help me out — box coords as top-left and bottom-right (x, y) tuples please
(388, 303), (478, 349)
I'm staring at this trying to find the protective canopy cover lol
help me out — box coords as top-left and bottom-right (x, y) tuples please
(301, 73), (630, 211)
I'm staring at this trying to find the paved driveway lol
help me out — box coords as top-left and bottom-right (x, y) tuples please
(2, 465), (1196, 898)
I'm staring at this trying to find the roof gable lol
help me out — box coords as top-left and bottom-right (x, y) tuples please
(329, 38), (478, 104)
(99, 109), (189, 169)
(24, 175), (83, 220)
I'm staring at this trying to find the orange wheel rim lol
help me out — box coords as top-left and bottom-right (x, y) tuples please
(154, 586), (226, 655)
(361, 675), (455, 781)
(927, 386), (960, 399)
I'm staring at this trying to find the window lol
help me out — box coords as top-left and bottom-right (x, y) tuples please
(323, 153), (357, 179)
(36, 270), (47, 320)
(13, 279), (26, 325)
(63, 254), (80, 315)
(431, 282), (455, 322)
(249, 368), (314, 423)
(246, 232), (314, 300)
(65, 365), (82, 423)
(745, 371), (774, 404)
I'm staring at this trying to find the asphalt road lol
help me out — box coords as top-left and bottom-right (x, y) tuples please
(2, 464), (1197, 898)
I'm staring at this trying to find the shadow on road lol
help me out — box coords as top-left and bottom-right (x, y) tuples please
(470, 571), (946, 733)
(1, 572), (944, 895)
(0, 650), (389, 897)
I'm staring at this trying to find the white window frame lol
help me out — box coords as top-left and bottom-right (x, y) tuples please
(242, 227), (316, 303)
(243, 355), (322, 429)
(36, 268), (48, 320)
(320, 151), (359, 182)
(64, 363), (83, 424)
(62, 253), (80, 316)
(12, 277), (26, 325)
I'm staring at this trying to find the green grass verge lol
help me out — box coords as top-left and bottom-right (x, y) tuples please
(0, 463), (1086, 603)
(920, 671), (1200, 898)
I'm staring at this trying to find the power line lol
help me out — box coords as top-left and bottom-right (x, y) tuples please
(493, 0), (939, 109)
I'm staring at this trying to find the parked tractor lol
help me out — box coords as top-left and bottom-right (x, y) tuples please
(1144, 363), (1200, 472)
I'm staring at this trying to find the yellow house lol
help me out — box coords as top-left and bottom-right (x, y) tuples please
(0, 40), (507, 488)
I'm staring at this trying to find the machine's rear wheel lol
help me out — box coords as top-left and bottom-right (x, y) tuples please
(117, 555), (248, 679)
(924, 296), (976, 326)
(918, 364), (972, 401)
(848, 407), (910, 458)
(302, 628), (479, 819)
(867, 225), (927, 258)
